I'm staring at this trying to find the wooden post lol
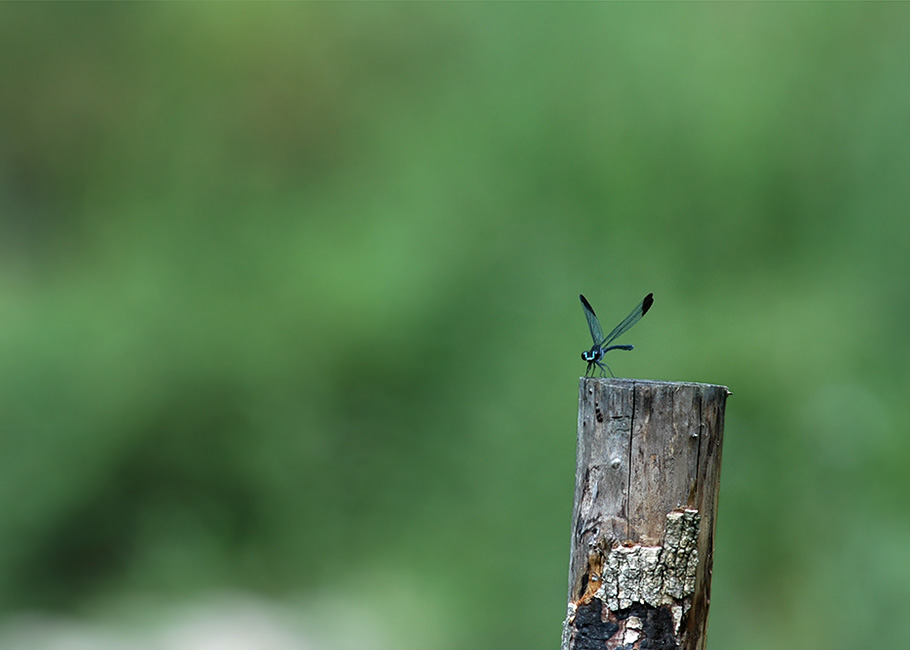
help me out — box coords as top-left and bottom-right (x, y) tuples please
(561, 378), (729, 650)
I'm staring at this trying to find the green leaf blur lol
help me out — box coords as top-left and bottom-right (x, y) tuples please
(2, 4), (909, 649)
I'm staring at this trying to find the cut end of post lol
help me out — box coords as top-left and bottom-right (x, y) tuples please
(579, 376), (730, 393)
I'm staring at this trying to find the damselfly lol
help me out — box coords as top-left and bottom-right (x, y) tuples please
(580, 293), (654, 377)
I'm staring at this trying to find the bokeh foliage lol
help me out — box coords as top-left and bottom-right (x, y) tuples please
(2, 4), (910, 649)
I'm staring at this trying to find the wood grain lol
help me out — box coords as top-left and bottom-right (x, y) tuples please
(563, 378), (729, 650)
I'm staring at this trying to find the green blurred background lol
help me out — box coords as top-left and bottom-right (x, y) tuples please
(2, 4), (909, 649)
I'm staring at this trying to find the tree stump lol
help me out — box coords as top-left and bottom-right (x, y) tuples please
(561, 378), (729, 650)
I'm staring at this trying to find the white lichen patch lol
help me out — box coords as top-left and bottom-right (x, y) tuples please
(623, 615), (643, 645)
(560, 602), (577, 650)
(595, 509), (700, 613)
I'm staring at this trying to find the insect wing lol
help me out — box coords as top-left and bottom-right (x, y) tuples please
(600, 293), (654, 347)
(579, 294), (604, 345)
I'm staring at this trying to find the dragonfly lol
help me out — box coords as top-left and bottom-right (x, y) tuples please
(579, 292), (654, 377)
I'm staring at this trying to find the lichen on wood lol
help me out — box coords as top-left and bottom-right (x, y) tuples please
(603, 509), (699, 611)
(562, 508), (700, 648)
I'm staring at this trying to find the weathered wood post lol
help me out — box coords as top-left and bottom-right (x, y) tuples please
(561, 378), (729, 650)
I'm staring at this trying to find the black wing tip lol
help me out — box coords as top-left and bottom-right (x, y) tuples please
(579, 294), (595, 312)
(642, 292), (654, 315)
